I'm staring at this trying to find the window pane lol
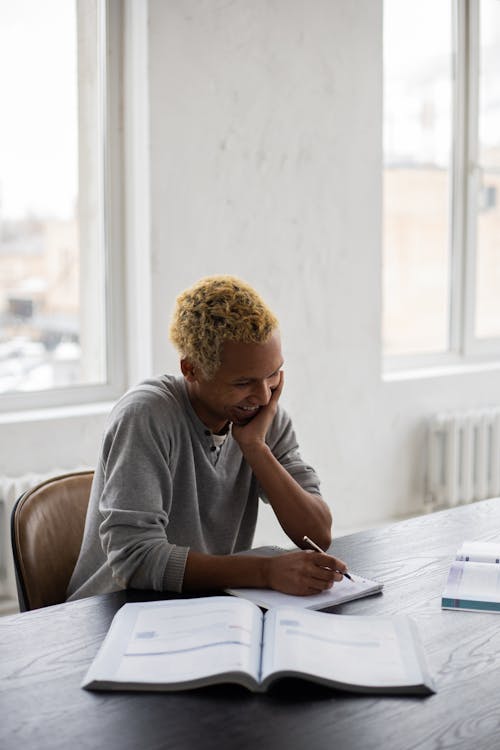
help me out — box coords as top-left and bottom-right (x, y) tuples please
(0, 0), (106, 394)
(383, 0), (453, 357)
(475, 0), (500, 339)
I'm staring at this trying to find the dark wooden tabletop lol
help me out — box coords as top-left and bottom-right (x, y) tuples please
(2, 498), (500, 750)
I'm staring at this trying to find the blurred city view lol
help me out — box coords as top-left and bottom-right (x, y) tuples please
(0, 214), (81, 392)
(0, 0), (102, 397)
(383, 0), (500, 357)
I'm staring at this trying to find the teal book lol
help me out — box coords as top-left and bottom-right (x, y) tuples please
(442, 541), (500, 612)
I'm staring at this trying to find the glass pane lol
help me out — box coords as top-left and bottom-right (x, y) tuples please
(383, 0), (453, 356)
(475, 0), (500, 339)
(0, 0), (106, 394)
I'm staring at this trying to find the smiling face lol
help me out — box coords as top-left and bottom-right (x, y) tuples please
(181, 329), (283, 433)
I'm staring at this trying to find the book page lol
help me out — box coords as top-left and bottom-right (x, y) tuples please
(260, 607), (426, 689)
(443, 560), (500, 602)
(84, 596), (263, 688)
(456, 541), (500, 564)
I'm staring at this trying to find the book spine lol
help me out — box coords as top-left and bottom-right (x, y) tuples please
(442, 597), (500, 612)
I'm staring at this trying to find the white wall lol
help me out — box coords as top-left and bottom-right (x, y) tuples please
(2, 0), (500, 539)
(147, 0), (384, 536)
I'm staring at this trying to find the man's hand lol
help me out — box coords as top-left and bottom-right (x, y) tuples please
(231, 371), (284, 451)
(265, 550), (348, 595)
(183, 548), (348, 595)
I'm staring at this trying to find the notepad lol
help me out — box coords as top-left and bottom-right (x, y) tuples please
(226, 545), (383, 610)
(442, 541), (500, 612)
(226, 571), (383, 610)
(82, 596), (434, 695)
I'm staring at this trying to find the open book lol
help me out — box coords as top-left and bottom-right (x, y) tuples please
(82, 596), (434, 695)
(442, 541), (500, 612)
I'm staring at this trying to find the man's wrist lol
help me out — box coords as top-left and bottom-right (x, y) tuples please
(256, 554), (271, 588)
(239, 440), (271, 463)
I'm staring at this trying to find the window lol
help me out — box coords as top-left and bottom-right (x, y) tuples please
(474, 0), (500, 343)
(0, 0), (124, 409)
(383, 0), (500, 368)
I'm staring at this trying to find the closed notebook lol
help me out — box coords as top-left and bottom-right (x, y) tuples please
(442, 541), (500, 612)
(226, 572), (383, 611)
(227, 545), (383, 610)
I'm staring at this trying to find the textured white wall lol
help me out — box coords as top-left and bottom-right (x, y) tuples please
(147, 0), (500, 533)
(2, 0), (500, 540)
(148, 0), (383, 532)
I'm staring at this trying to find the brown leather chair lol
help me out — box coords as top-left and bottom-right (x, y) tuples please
(10, 470), (94, 611)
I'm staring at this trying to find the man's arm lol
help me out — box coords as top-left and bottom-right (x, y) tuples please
(182, 548), (347, 595)
(182, 371), (343, 596)
(232, 371), (332, 550)
(238, 441), (332, 549)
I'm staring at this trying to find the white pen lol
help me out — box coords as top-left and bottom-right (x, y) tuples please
(302, 535), (354, 582)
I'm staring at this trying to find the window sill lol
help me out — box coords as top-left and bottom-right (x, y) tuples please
(0, 400), (115, 426)
(383, 359), (500, 383)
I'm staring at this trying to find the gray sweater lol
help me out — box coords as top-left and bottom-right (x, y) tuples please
(66, 375), (321, 601)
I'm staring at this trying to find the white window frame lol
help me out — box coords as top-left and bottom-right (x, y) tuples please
(0, 0), (126, 412)
(383, 0), (500, 375)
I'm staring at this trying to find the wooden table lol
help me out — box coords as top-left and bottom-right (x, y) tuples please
(2, 498), (500, 750)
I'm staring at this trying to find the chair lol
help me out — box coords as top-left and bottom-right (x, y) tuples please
(10, 470), (94, 611)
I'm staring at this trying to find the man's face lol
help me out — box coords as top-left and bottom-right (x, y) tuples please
(183, 330), (284, 433)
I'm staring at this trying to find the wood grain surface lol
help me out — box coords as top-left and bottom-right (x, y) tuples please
(2, 498), (500, 750)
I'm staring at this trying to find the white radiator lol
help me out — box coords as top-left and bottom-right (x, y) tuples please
(426, 408), (500, 511)
(0, 468), (90, 611)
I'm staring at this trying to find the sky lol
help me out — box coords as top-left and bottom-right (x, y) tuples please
(0, 0), (78, 221)
(384, 0), (500, 166)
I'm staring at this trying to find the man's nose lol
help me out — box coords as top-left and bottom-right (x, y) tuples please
(249, 380), (271, 404)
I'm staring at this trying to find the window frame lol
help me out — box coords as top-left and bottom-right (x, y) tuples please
(0, 0), (126, 413)
(383, 0), (500, 375)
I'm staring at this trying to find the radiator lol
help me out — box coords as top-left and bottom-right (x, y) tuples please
(0, 468), (90, 611)
(426, 408), (500, 511)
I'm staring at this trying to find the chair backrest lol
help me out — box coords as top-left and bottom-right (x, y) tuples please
(10, 470), (94, 611)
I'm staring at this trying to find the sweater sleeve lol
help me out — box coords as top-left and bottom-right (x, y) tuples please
(263, 405), (322, 498)
(98, 400), (189, 593)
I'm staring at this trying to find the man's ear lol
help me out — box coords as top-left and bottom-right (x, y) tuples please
(180, 359), (197, 382)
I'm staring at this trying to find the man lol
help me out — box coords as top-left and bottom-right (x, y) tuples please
(67, 275), (346, 601)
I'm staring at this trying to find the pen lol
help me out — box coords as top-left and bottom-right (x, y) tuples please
(302, 535), (354, 582)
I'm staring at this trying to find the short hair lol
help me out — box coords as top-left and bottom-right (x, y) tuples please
(169, 275), (279, 380)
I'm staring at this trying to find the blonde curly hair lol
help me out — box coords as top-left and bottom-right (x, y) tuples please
(169, 275), (279, 380)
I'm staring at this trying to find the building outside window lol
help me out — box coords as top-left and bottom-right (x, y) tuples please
(383, 0), (500, 369)
(0, 0), (124, 409)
